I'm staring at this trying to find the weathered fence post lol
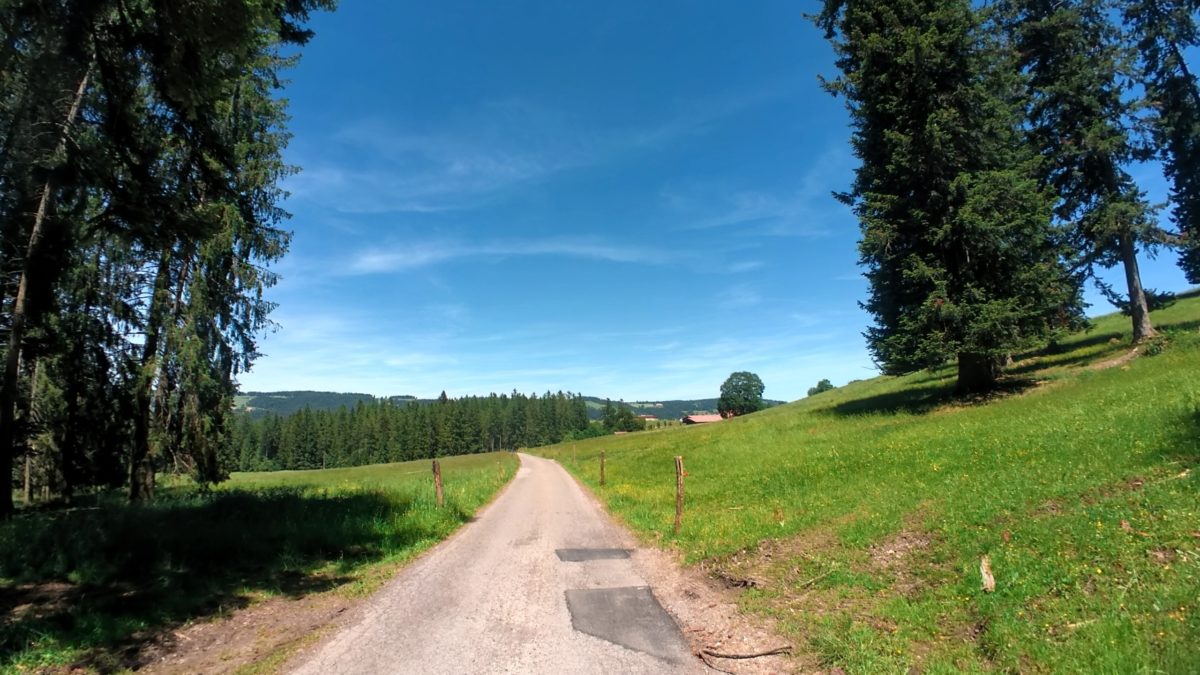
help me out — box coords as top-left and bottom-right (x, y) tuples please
(600, 451), (606, 486)
(432, 459), (444, 508)
(674, 456), (685, 534)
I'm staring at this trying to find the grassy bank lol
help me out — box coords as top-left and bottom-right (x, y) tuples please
(536, 295), (1200, 673)
(0, 452), (517, 672)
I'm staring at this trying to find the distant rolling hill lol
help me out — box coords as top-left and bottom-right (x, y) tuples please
(580, 397), (786, 421)
(234, 391), (398, 418)
(234, 391), (786, 420)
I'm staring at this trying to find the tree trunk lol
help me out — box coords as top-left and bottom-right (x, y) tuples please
(0, 65), (90, 519)
(21, 359), (42, 507)
(22, 452), (31, 507)
(956, 352), (1000, 394)
(1119, 231), (1157, 344)
(153, 254), (194, 480)
(130, 250), (173, 503)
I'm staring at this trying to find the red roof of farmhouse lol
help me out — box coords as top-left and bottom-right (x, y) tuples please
(682, 414), (724, 424)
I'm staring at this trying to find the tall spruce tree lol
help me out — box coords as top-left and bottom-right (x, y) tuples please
(817, 0), (1082, 392)
(0, 0), (334, 517)
(0, 0), (102, 518)
(1003, 0), (1162, 342)
(1125, 0), (1200, 283)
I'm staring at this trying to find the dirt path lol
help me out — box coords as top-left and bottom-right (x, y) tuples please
(284, 453), (793, 674)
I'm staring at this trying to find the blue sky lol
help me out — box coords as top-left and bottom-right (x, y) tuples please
(238, 1), (1193, 402)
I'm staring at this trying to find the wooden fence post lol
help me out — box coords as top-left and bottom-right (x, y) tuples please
(674, 456), (684, 534)
(600, 451), (606, 486)
(432, 459), (444, 508)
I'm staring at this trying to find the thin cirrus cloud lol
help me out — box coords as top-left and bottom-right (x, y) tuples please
(346, 237), (678, 275)
(656, 331), (843, 374)
(664, 144), (856, 237)
(286, 88), (787, 215)
(727, 260), (765, 273)
(715, 283), (763, 309)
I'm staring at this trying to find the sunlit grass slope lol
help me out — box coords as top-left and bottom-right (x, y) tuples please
(536, 294), (1200, 673)
(1, 452), (518, 672)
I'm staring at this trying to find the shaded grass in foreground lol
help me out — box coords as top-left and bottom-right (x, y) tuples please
(0, 452), (518, 672)
(536, 296), (1200, 673)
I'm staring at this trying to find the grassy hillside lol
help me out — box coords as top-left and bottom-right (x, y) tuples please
(536, 293), (1200, 673)
(0, 453), (518, 672)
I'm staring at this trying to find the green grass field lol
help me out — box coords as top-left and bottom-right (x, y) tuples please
(536, 294), (1200, 673)
(0, 452), (517, 672)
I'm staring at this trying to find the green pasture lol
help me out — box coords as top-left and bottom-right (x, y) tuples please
(0, 452), (517, 672)
(537, 294), (1200, 673)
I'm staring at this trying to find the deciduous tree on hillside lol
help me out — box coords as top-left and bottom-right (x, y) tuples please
(807, 379), (835, 397)
(718, 371), (765, 417)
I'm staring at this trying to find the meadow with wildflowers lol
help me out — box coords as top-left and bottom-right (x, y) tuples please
(538, 295), (1200, 672)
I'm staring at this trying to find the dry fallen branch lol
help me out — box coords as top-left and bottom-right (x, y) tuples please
(697, 646), (792, 674)
(698, 651), (738, 674)
(701, 646), (792, 660)
(796, 568), (835, 589)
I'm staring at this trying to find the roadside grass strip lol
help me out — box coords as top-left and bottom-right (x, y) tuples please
(0, 452), (518, 672)
(537, 293), (1200, 673)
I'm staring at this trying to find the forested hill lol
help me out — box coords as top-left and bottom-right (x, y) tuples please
(582, 397), (786, 420)
(235, 391), (384, 418)
(235, 391), (787, 420)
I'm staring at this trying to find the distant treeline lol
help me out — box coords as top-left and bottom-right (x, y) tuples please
(230, 392), (599, 472)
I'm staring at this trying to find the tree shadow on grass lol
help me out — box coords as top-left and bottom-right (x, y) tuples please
(0, 487), (453, 671)
(1159, 318), (1200, 334)
(1166, 406), (1200, 467)
(833, 380), (958, 416)
(1006, 320), (1199, 377)
(1005, 335), (1126, 376)
(832, 376), (1040, 417)
(1039, 330), (1125, 355)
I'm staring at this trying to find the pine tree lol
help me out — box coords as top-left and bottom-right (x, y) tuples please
(1003, 0), (1162, 342)
(0, 0), (101, 517)
(817, 0), (1083, 392)
(0, 0), (333, 514)
(1125, 0), (1200, 283)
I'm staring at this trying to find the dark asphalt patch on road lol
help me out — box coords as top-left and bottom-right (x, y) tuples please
(564, 586), (690, 663)
(555, 548), (632, 562)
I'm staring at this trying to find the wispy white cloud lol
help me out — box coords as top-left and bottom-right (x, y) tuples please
(382, 353), (459, 369)
(663, 144), (856, 237)
(346, 236), (678, 274)
(286, 89), (784, 214)
(623, 326), (876, 401)
(727, 260), (764, 273)
(239, 300), (878, 401)
(716, 283), (763, 309)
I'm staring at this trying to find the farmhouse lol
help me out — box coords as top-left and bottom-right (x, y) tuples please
(681, 414), (723, 425)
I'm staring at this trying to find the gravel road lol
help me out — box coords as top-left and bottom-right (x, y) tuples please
(288, 453), (709, 675)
